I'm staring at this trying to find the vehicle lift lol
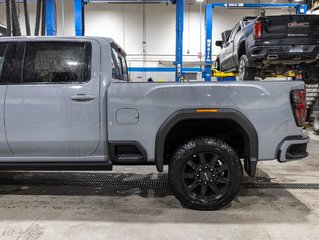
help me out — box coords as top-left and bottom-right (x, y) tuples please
(204, 2), (308, 81)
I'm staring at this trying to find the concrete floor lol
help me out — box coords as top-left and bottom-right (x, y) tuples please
(0, 131), (318, 240)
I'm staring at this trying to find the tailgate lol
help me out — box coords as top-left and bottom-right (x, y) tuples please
(262, 15), (319, 39)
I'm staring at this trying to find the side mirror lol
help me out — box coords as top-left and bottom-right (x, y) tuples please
(215, 40), (223, 48)
(221, 30), (231, 43)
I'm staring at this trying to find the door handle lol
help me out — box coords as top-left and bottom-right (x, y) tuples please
(71, 94), (95, 102)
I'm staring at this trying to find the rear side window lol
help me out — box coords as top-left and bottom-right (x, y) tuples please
(0, 25), (6, 36)
(111, 46), (128, 81)
(0, 44), (6, 75)
(0, 43), (8, 82)
(111, 48), (122, 80)
(22, 42), (91, 84)
(120, 55), (128, 82)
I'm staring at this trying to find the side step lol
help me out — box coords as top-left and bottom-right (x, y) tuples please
(117, 154), (144, 162)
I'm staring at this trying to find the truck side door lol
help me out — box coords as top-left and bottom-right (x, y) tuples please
(4, 40), (101, 157)
(0, 42), (14, 157)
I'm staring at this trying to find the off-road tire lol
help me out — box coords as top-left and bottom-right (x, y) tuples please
(238, 55), (256, 81)
(169, 137), (243, 210)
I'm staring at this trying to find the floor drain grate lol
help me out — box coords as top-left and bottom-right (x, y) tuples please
(242, 182), (319, 190)
(1, 179), (170, 188)
(1, 179), (319, 190)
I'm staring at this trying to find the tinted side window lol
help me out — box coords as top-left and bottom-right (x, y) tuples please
(119, 54), (128, 81)
(0, 25), (6, 36)
(0, 43), (14, 84)
(0, 44), (6, 77)
(22, 42), (91, 84)
(111, 48), (122, 80)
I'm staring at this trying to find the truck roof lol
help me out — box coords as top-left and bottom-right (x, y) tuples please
(0, 36), (114, 43)
(0, 36), (126, 55)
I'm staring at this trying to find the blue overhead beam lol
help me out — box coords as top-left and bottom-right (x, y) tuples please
(204, 2), (308, 81)
(128, 67), (201, 72)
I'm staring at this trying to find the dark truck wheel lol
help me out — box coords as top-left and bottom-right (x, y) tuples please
(238, 55), (256, 81)
(169, 137), (243, 210)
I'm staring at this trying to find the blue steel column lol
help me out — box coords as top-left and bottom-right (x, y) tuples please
(46, 0), (57, 36)
(204, 4), (212, 81)
(175, 0), (184, 82)
(74, 0), (85, 36)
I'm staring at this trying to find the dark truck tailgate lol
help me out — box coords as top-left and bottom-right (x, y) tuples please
(262, 15), (319, 41)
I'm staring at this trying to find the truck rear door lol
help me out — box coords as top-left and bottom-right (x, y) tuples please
(4, 40), (101, 157)
(0, 42), (14, 157)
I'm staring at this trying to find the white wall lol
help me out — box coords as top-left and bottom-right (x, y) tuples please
(0, 1), (289, 81)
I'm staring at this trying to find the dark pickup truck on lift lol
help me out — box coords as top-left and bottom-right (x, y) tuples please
(216, 15), (319, 81)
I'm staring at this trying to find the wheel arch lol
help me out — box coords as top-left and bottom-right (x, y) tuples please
(155, 109), (259, 176)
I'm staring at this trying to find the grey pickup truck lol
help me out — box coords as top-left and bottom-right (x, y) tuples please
(0, 37), (309, 210)
(216, 15), (319, 81)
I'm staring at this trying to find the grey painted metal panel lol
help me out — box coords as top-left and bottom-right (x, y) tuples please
(0, 86), (12, 156)
(107, 81), (304, 162)
(116, 108), (139, 124)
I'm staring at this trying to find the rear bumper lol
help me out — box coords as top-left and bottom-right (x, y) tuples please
(251, 45), (319, 64)
(277, 135), (310, 163)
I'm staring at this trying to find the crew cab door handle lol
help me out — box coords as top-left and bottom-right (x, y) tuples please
(71, 94), (95, 102)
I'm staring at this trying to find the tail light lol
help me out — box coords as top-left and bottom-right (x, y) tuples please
(291, 90), (307, 127)
(253, 20), (262, 39)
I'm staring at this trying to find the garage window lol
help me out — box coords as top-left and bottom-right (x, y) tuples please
(22, 42), (91, 84)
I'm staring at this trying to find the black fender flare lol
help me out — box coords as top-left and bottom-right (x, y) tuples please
(155, 109), (259, 176)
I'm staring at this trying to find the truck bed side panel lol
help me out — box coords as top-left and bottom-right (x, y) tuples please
(107, 81), (304, 162)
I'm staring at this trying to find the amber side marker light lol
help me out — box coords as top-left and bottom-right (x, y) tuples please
(196, 109), (219, 113)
